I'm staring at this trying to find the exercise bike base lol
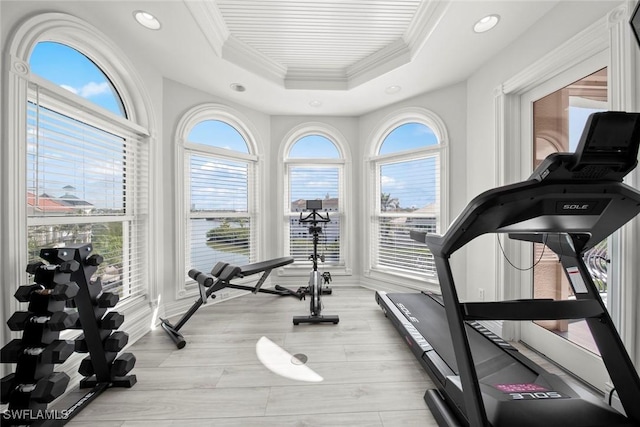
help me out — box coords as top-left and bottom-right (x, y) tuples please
(293, 314), (339, 325)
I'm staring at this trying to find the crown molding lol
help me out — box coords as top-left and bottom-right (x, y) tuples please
(188, 0), (446, 90)
(183, 0), (229, 57)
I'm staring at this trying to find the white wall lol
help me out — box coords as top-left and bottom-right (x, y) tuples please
(465, 0), (626, 303)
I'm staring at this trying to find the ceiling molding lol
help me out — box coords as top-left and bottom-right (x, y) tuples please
(404, 0), (452, 56)
(222, 35), (287, 84)
(186, 0), (451, 90)
(183, 0), (229, 57)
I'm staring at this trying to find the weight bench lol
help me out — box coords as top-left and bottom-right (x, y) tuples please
(160, 256), (296, 349)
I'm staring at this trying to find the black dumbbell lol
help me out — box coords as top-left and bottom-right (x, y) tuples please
(15, 282), (79, 302)
(1, 372), (70, 404)
(7, 311), (79, 331)
(97, 292), (119, 308)
(75, 330), (127, 353)
(78, 352), (135, 378)
(112, 353), (136, 376)
(26, 261), (45, 275)
(1, 339), (74, 364)
(101, 312), (125, 330)
(86, 254), (104, 266)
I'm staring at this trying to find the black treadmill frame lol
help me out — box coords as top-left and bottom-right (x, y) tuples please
(409, 112), (640, 426)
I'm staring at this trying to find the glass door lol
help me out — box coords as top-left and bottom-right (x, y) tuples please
(520, 65), (617, 391)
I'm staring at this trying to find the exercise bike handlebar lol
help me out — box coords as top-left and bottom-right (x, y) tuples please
(299, 209), (331, 224)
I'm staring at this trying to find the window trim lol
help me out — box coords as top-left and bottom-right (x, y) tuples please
(278, 122), (352, 276)
(365, 107), (449, 289)
(2, 12), (156, 353)
(174, 103), (262, 299)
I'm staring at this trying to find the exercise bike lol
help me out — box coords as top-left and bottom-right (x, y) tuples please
(291, 200), (339, 325)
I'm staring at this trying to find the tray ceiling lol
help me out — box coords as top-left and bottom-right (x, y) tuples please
(185, 0), (449, 89)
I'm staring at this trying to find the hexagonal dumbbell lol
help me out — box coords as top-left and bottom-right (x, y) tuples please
(14, 282), (79, 302)
(75, 331), (128, 353)
(26, 261), (45, 275)
(1, 339), (74, 364)
(100, 312), (125, 330)
(86, 254), (104, 266)
(1, 372), (70, 404)
(79, 352), (135, 378)
(7, 311), (79, 331)
(97, 292), (119, 308)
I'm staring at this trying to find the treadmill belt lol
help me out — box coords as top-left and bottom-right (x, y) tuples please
(387, 292), (537, 384)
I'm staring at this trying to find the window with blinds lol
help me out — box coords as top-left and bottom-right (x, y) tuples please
(285, 134), (343, 266)
(185, 121), (256, 275)
(26, 93), (149, 301)
(372, 122), (441, 278)
(288, 166), (340, 264)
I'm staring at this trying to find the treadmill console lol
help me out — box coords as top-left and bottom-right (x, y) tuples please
(530, 111), (640, 183)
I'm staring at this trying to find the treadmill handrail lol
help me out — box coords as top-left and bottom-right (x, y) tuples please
(461, 299), (604, 321)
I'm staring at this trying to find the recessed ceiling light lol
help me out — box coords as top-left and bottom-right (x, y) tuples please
(133, 11), (161, 30)
(230, 83), (246, 92)
(473, 14), (500, 33)
(309, 100), (323, 107)
(385, 85), (402, 95)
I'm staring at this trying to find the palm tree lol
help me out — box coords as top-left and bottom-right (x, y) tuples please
(380, 192), (399, 212)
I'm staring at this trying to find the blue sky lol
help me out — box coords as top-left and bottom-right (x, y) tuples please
(30, 41), (125, 116)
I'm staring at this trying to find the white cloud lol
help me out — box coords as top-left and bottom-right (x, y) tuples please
(381, 176), (395, 186)
(59, 81), (110, 98)
(79, 81), (110, 97)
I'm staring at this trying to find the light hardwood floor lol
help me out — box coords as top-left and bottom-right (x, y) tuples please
(57, 286), (439, 426)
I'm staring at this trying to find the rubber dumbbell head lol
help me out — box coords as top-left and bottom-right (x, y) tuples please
(100, 311), (124, 330)
(86, 254), (104, 266)
(78, 356), (95, 377)
(59, 259), (80, 273)
(7, 311), (79, 331)
(112, 353), (136, 377)
(1, 372), (69, 403)
(97, 292), (119, 308)
(75, 330), (111, 353)
(104, 331), (129, 352)
(26, 261), (45, 275)
(15, 282), (79, 302)
(1, 339), (74, 364)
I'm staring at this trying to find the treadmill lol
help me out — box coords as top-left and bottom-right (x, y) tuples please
(376, 111), (640, 427)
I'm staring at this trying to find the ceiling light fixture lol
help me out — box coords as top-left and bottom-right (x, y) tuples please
(473, 14), (500, 33)
(133, 11), (161, 30)
(309, 100), (322, 107)
(230, 83), (246, 92)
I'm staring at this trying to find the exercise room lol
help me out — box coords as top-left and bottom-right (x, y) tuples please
(1, 1), (640, 426)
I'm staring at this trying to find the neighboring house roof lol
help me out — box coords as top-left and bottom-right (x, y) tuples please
(291, 197), (339, 211)
(59, 193), (94, 208)
(27, 192), (75, 213)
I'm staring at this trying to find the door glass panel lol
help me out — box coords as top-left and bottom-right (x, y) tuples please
(532, 68), (607, 354)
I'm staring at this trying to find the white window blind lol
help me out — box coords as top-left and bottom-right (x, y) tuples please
(26, 91), (149, 301)
(287, 166), (341, 264)
(375, 154), (440, 278)
(187, 152), (255, 273)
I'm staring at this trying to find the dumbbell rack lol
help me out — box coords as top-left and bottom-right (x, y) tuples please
(1, 243), (136, 425)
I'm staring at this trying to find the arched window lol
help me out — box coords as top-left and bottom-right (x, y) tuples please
(283, 128), (347, 267)
(30, 41), (126, 117)
(369, 110), (447, 281)
(15, 17), (151, 304)
(177, 106), (258, 288)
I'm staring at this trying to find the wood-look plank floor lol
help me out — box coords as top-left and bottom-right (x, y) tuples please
(58, 286), (439, 426)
